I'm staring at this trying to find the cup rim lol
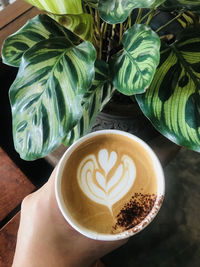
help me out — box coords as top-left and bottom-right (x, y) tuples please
(55, 130), (165, 241)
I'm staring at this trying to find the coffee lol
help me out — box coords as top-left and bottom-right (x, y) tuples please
(61, 133), (158, 235)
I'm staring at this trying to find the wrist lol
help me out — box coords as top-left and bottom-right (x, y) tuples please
(13, 237), (97, 267)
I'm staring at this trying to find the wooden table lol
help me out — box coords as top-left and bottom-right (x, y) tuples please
(0, 0), (39, 58)
(0, 147), (35, 266)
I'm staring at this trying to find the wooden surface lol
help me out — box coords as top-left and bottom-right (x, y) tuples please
(0, 0), (32, 29)
(0, 147), (35, 221)
(0, 147), (35, 266)
(0, 0), (39, 57)
(0, 213), (20, 267)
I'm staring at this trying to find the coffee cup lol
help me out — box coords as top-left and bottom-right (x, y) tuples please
(55, 130), (165, 241)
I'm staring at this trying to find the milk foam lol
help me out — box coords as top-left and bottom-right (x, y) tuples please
(77, 149), (136, 212)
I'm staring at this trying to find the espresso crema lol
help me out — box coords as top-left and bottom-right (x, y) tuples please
(62, 133), (157, 234)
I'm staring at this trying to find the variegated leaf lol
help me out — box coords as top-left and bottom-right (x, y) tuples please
(149, 11), (198, 38)
(136, 28), (200, 152)
(25, 0), (83, 14)
(162, 0), (200, 10)
(49, 13), (94, 42)
(2, 15), (79, 67)
(110, 24), (160, 96)
(178, 0), (200, 5)
(98, 0), (165, 24)
(65, 60), (115, 145)
(10, 38), (96, 160)
(177, 11), (199, 28)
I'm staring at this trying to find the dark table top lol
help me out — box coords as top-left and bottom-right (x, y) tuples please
(102, 147), (200, 267)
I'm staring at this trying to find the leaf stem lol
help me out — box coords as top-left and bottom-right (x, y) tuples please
(112, 23), (116, 38)
(128, 13), (132, 28)
(102, 22), (107, 39)
(139, 9), (157, 24)
(88, 6), (94, 16)
(95, 9), (101, 33)
(124, 14), (132, 31)
(99, 28), (103, 60)
(119, 23), (123, 44)
(135, 8), (143, 24)
(145, 9), (156, 26)
(95, 9), (102, 59)
(156, 12), (183, 33)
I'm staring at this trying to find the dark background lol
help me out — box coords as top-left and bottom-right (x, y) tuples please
(0, 61), (53, 188)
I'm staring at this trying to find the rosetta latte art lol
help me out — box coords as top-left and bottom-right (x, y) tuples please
(77, 149), (136, 213)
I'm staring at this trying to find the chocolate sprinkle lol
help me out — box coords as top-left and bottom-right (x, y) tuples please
(112, 193), (157, 233)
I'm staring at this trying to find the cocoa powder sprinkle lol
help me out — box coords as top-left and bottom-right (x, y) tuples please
(112, 193), (157, 233)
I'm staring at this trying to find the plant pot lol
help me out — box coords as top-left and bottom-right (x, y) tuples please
(92, 95), (159, 142)
(45, 95), (180, 167)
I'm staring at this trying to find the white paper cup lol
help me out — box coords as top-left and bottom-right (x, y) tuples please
(55, 130), (165, 241)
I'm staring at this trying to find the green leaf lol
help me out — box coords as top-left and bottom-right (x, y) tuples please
(136, 27), (200, 152)
(110, 24), (160, 96)
(98, 0), (165, 24)
(177, 0), (200, 10)
(162, 0), (200, 11)
(10, 38), (96, 160)
(65, 60), (115, 145)
(25, 0), (83, 14)
(49, 13), (94, 42)
(83, 0), (99, 8)
(2, 14), (79, 67)
(177, 11), (200, 29)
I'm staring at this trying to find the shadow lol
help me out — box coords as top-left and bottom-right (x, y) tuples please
(0, 61), (53, 188)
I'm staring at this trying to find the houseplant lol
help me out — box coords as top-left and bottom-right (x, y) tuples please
(1, 0), (200, 160)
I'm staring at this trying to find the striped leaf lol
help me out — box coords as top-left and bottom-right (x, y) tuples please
(176, 11), (199, 29)
(110, 24), (160, 96)
(178, 0), (200, 11)
(25, 0), (83, 14)
(150, 11), (198, 37)
(49, 13), (94, 42)
(163, 0), (200, 10)
(136, 27), (200, 152)
(10, 38), (96, 160)
(65, 60), (115, 145)
(2, 15), (79, 67)
(98, 0), (165, 24)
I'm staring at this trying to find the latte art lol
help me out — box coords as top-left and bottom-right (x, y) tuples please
(77, 149), (136, 212)
(61, 133), (159, 235)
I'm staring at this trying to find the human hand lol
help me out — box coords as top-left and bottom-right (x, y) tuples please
(12, 168), (128, 267)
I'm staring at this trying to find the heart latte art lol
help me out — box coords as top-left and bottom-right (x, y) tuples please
(61, 134), (158, 234)
(77, 149), (136, 212)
